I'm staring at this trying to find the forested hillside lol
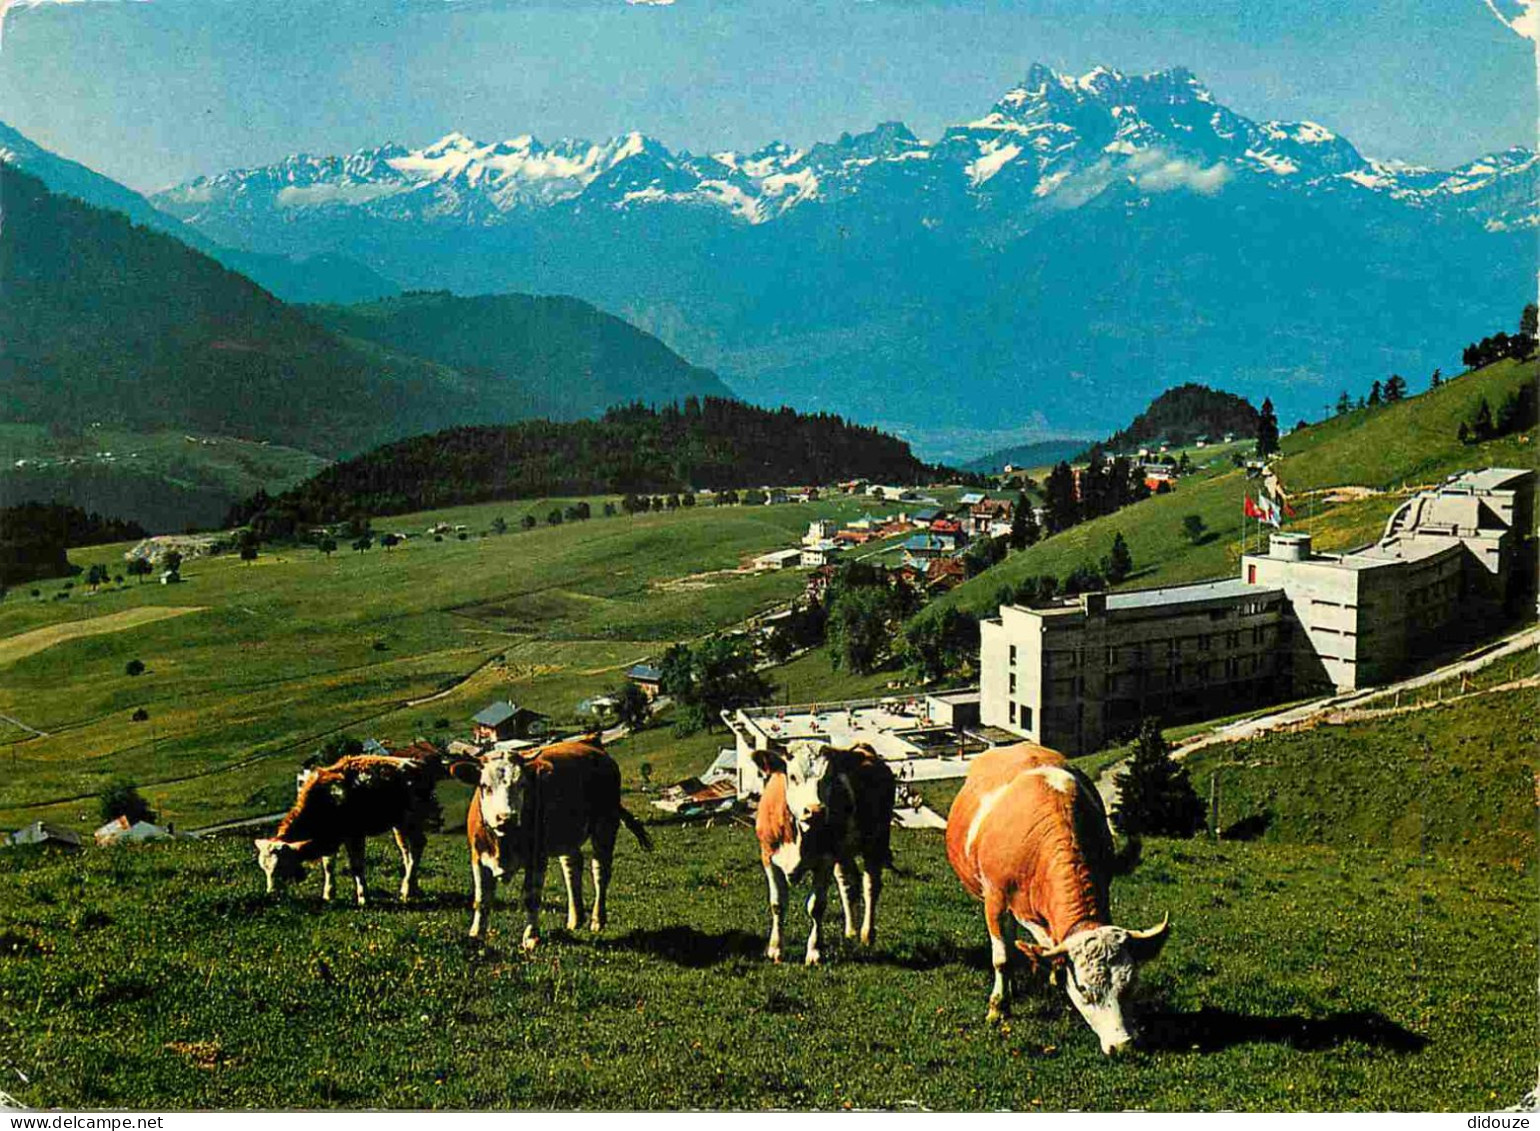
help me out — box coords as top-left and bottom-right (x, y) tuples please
(1099, 383), (1260, 451)
(228, 398), (944, 523)
(309, 292), (733, 421)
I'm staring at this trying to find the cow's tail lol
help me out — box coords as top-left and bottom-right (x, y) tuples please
(617, 805), (654, 852)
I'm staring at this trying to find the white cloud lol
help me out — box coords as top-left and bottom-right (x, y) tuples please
(1132, 153), (1231, 195)
(626, 0), (676, 6)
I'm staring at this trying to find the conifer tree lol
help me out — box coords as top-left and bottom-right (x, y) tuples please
(1113, 719), (1206, 838)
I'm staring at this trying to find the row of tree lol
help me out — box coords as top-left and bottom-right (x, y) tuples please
(224, 397), (947, 528)
(1458, 385), (1537, 445)
(1461, 303), (1537, 371)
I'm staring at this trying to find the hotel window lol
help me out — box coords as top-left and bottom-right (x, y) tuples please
(1008, 673), (1017, 694)
(1198, 635), (1212, 652)
(1009, 701), (1017, 725)
(1226, 631), (1239, 649)
(1105, 646), (1118, 666)
(1020, 705), (1034, 730)
(1009, 644), (1017, 667)
(1167, 639), (1180, 658)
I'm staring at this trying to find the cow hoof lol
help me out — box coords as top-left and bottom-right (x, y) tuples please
(844, 928), (858, 941)
(521, 931), (540, 952)
(805, 950), (822, 967)
(589, 920), (605, 934)
(766, 946), (782, 964)
(860, 930), (876, 947)
(986, 1001), (1007, 1024)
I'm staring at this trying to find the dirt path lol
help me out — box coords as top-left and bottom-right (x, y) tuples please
(0, 606), (205, 670)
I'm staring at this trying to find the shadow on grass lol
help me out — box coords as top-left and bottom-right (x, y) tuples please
(1137, 1007), (1428, 1054)
(599, 925), (766, 967)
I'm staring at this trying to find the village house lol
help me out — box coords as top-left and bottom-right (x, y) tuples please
(928, 517), (966, 546)
(805, 564), (839, 602)
(925, 557), (967, 592)
(471, 700), (549, 744)
(753, 548), (804, 571)
(626, 663), (664, 700)
(968, 497), (1013, 535)
(902, 534), (954, 568)
(800, 540), (842, 568)
(804, 519), (838, 545)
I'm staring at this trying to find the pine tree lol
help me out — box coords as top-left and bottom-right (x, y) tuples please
(1367, 380), (1382, 406)
(1472, 397), (1494, 441)
(1256, 397), (1280, 456)
(1335, 391), (1352, 416)
(1104, 532), (1133, 584)
(1383, 374), (1407, 402)
(1113, 719), (1206, 838)
(1429, 368), (1443, 390)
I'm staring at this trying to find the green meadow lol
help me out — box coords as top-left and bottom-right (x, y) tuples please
(0, 493), (906, 831)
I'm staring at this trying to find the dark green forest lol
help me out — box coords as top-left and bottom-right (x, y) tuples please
(1097, 383), (1260, 451)
(226, 398), (945, 525)
(0, 503), (146, 585)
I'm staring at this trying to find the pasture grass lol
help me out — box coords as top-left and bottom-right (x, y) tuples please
(0, 496), (907, 830)
(0, 811), (1529, 1110)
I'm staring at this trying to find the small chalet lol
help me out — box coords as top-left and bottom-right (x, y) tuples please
(958, 492), (987, 506)
(805, 564), (839, 602)
(968, 497), (1013, 533)
(800, 540), (841, 568)
(627, 663), (664, 700)
(471, 700), (549, 743)
(928, 517), (965, 545)
(902, 534), (953, 567)
(925, 557), (967, 592)
(910, 508), (942, 529)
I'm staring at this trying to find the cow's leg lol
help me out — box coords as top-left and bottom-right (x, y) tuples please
(832, 858), (858, 940)
(346, 837), (367, 907)
(763, 862), (788, 963)
(589, 843), (613, 934)
(984, 889), (1015, 1023)
(558, 852), (585, 931)
(469, 855), (494, 939)
(394, 828), (425, 902)
(521, 855), (547, 951)
(860, 862), (883, 947)
(805, 860), (832, 966)
(320, 855), (335, 903)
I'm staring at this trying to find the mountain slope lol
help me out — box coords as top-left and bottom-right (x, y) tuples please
(0, 119), (397, 304)
(307, 292), (732, 420)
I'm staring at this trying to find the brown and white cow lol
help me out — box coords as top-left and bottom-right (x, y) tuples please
(256, 754), (445, 905)
(451, 736), (652, 946)
(751, 740), (896, 965)
(945, 743), (1169, 1054)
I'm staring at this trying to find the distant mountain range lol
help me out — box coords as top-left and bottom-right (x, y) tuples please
(149, 64), (1536, 447)
(960, 438), (1093, 475)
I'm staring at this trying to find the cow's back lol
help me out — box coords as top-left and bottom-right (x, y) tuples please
(527, 742), (620, 849)
(277, 756), (436, 844)
(946, 744), (1112, 913)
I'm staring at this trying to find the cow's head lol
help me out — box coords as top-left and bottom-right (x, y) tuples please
(753, 740), (847, 832)
(254, 838), (308, 894)
(452, 753), (530, 835)
(1036, 916), (1170, 1055)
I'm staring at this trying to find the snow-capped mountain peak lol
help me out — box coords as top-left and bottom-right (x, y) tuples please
(151, 64), (1535, 234)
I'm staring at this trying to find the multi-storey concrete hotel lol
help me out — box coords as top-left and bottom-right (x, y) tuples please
(980, 469), (1533, 755)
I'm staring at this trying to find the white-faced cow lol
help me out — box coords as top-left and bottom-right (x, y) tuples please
(946, 743), (1170, 1055)
(752, 740), (896, 965)
(452, 736), (652, 946)
(256, 754), (445, 904)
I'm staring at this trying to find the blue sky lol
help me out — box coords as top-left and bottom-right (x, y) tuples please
(0, 0), (1531, 193)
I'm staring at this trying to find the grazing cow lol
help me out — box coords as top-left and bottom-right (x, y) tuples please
(452, 736), (652, 945)
(751, 740), (896, 965)
(945, 743), (1169, 1054)
(256, 754), (444, 905)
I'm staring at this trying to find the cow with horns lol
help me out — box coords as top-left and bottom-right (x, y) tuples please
(255, 753), (445, 904)
(946, 743), (1170, 1055)
(451, 735), (652, 945)
(751, 739), (896, 965)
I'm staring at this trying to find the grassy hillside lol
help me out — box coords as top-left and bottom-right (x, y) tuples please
(0, 425), (330, 532)
(1275, 357), (1537, 492)
(0, 494), (916, 830)
(0, 789), (1529, 1109)
(941, 355), (1538, 617)
(1183, 687), (1538, 867)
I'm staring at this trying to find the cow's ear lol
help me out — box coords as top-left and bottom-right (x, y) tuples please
(448, 759), (483, 786)
(751, 745), (786, 775)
